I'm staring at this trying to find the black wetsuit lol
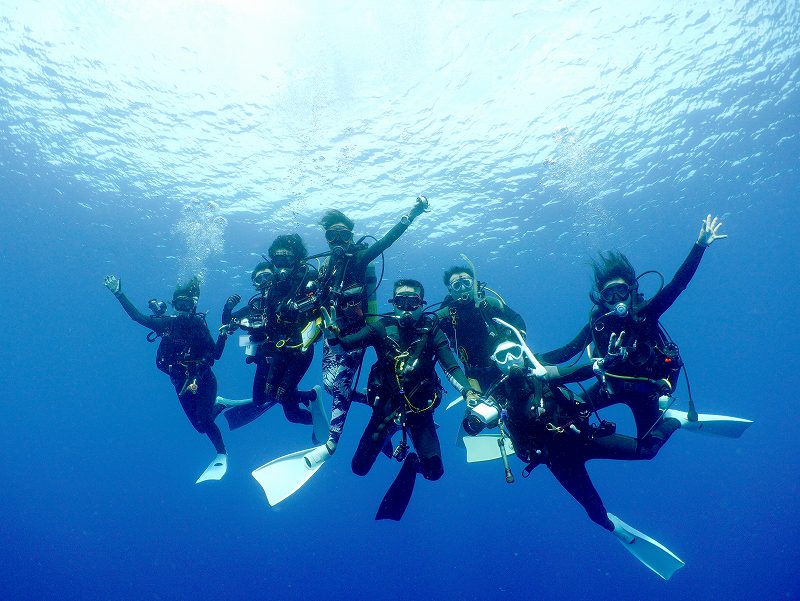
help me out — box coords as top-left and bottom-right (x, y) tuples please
(227, 294), (275, 408)
(245, 269), (319, 424)
(332, 315), (472, 480)
(112, 291), (228, 453)
(539, 242), (708, 458)
(436, 294), (527, 392)
(497, 368), (640, 531)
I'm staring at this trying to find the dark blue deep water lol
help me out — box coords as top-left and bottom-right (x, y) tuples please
(1, 2), (798, 600)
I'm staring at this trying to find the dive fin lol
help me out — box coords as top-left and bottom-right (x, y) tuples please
(608, 513), (685, 580)
(463, 435), (515, 463)
(196, 453), (227, 484)
(251, 445), (330, 506)
(664, 409), (753, 438)
(223, 400), (275, 431)
(308, 385), (330, 444)
(375, 452), (419, 521)
(215, 395), (253, 408)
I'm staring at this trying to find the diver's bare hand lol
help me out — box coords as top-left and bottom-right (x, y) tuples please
(697, 214), (728, 247)
(104, 275), (121, 294)
(608, 331), (625, 356)
(408, 195), (429, 221)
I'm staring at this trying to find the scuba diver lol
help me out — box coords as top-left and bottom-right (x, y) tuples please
(463, 328), (685, 579)
(220, 235), (327, 439)
(104, 274), (232, 483)
(538, 214), (748, 458)
(314, 197), (429, 459)
(318, 279), (479, 520)
(215, 261), (289, 415)
(435, 262), (527, 392)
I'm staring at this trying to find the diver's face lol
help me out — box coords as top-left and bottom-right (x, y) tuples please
(491, 343), (526, 376)
(325, 223), (353, 249)
(448, 272), (474, 303)
(272, 250), (297, 281)
(599, 278), (632, 307)
(392, 285), (424, 327)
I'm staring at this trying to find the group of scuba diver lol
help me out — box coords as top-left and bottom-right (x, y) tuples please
(105, 200), (752, 579)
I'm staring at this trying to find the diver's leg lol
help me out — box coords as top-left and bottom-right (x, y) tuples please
(323, 343), (366, 448)
(352, 396), (393, 476)
(586, 433), (639, 461)
(407, 413), (443, 481)
(276, 348), (314, 424)
(631, 393), (680, 459)
(252, 357), (270, 407)
(549, 454), (613, 531)
(174, 371), (226, 454)
(196, 370), (226, 454)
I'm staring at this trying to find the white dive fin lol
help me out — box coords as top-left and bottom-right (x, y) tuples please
(664, 409), (753, 438)
(463, 435), (515, 463)
(446, 397), (464, 411)
(215, 396), (253, 408)
(308, 385), (330, 444)
(251, 445), (328, 506)
(196, 453), (228, 484)
(608, 513), (685, 580)
(492, 318), (546, 377)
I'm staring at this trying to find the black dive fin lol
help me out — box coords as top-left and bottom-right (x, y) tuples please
(375, 452), (419, 521)
(223, 401), (275, 431)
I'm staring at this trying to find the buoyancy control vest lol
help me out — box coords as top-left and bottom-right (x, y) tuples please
(367, 315), (444, 414)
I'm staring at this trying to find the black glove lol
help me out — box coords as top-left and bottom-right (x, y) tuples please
(222, 294), (241, 323)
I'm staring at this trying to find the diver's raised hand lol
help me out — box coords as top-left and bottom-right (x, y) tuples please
(408, 195), (429, 222)
(224, 294), (241, 310)
(104, 275), (121, 294)
(320, 306), (340, 338)
(697, 214), (728, 247)
(222, 294), (241, 323)
(607, 331), (626, 357)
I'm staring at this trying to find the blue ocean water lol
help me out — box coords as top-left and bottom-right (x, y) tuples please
(1, 1), (798, 599)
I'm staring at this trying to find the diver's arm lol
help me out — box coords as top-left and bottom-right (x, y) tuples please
(543, 362), (595, 386)
(113, 290), (161, 330)
(434, 331), (474, 395)
(645, 243), (706, 318)
(646, 215), (726, 318)
(360, 197), (428, 263)
(537, 324), (592, 365)
(333, 322), (380, 352)
(213, 330), (228, 360)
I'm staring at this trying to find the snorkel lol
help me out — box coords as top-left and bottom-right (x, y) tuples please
(492, 317), (547, 377)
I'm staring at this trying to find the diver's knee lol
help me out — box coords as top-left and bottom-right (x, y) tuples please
(351, 455), (371, 477)
(636, 435), (665, 460)
(420, 456), (443, 481)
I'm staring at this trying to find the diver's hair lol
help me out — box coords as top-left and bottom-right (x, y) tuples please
(442, 265), (474, 287)
(268, 234), (308, 260)
(174, 275), (201, 299)
(591, 251), (636, 291)
(250, 260), (273, 281)
(319, 209), (354, 231)
(394, 278), (425, 299)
